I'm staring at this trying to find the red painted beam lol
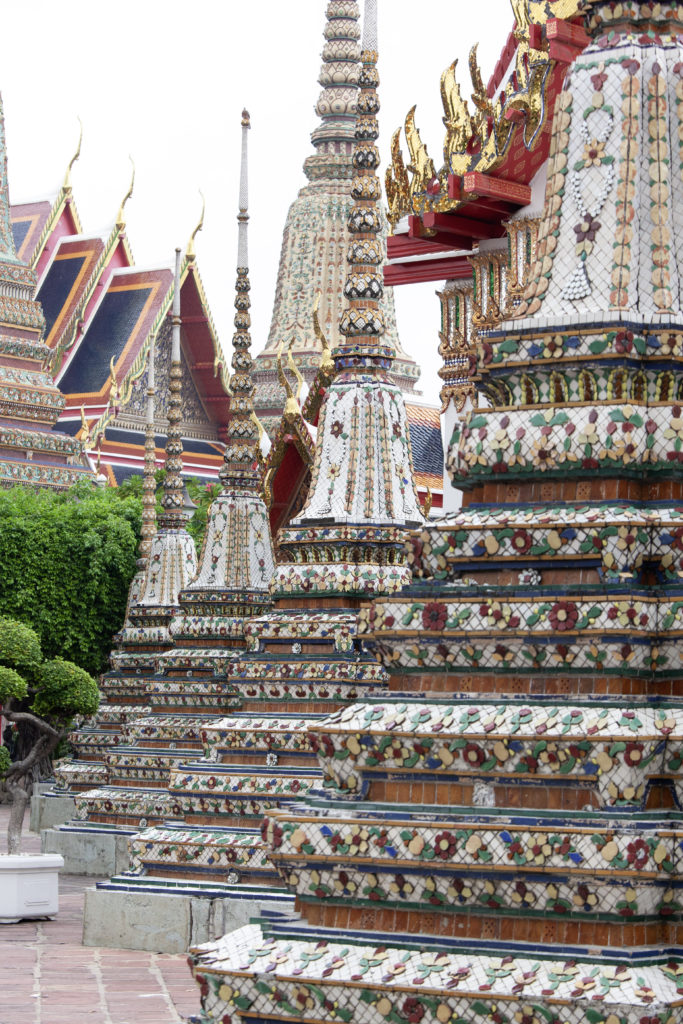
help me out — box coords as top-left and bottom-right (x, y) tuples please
(423, 211), (500, 240)
(387, 234), (456, 260)
(546, 18), (590, 48)
(408, 216), (472, 250)
(462, 171), (532, 206)
(384, 256), (472, 287)
(547, 18), (590, 63)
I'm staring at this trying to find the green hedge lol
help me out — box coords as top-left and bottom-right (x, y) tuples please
(0, 482), (141, 674)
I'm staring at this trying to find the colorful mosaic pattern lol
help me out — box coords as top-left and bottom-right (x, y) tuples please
(310, 702), (683, 806)
(361, 590), (683, 676)
(129, 826), (273, 881)
(409, 504), (683, 580)
(190, 924), (683, 1024)
(263, 808), (683, 920)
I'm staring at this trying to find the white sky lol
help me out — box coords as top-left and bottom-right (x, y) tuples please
(3, 0), (512, 406)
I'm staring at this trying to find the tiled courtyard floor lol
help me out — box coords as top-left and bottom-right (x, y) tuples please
(0, 806), (200, 1024)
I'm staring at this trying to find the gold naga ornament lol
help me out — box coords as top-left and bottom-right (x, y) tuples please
(385, 0), (581, 226)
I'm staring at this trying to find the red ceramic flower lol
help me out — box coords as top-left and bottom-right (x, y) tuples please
(422, 602), (447, 631)
(548, 601), (579, 632)
(512, 529), (532, 553)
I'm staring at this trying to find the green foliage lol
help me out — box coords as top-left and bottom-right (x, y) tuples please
(0, 666), (28, 704)
(150, 468), (218, 547)
(0, 746), (10, 778)
(185, 478), (221, 548)
(31, 658), (99, 721)
(0, 483), (141, 674)
(0, 616), (42, 670)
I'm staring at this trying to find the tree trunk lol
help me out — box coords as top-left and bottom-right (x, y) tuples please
(13, 717), (54, 782)
(6, 783), (29, 855)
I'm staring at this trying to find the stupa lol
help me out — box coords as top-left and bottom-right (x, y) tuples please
(189, 2), (683, 1022)
(53, 0), (425, 946)
(251, 0), (420, 438)
(0, 92), (91, 489)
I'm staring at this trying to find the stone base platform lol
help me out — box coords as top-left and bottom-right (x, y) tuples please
(83, 877), (294, 953)
(30, 788), (76, 834)
(42, 822), (137, 876)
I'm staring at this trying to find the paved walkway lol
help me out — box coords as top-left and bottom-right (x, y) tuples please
(0, 807), (200, 1024)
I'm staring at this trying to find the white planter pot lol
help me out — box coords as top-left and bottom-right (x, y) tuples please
(0, 854), (64, 923)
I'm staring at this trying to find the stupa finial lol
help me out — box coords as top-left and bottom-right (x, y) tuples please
(159, 248), (188, 524)
(116, 157), (135, 227)
(361, 0), (377, 52)
(0, 93), (19, 265)
(335, 0), (390, 369)
(219, 109), (261, 492)
(304, 1), (360, 183)
(291, 0), (423, 534)
(139, 329), (157, 566)
(62, 117), (83, 191)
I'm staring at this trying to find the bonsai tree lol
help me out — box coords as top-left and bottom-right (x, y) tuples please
(0, 617), (99, 854)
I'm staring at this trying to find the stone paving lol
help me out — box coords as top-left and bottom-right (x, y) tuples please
(0, 806), (199, 1024)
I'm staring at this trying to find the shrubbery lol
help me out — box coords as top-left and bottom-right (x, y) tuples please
(0, 481), (141, 674)
(0, 617), (99, 852)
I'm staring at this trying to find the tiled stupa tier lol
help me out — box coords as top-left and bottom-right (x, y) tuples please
(191, 922), (683, 1024)
(361, 581), (683, 698)
(263, 801), (683, 942)
(189, 2), (683, 1020)
(0, 93), (91, 488)
(307, 700), (683, 810)
(128, 825), (276, 887)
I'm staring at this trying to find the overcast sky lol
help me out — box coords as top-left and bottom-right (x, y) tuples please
(3, 0), (512, 406)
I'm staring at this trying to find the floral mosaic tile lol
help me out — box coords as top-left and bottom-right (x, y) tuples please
(360, 592), (683, 675)
(53, 760), (108, 791)
(129, 825), (273, 882)
(75, 786), (173, 823)
(201, 716), (323, 761)
(409, 504), (683, 581)
(309, 702), (683, 806)
(262, 808), (683, 920)
(190, 923), (683, 1024)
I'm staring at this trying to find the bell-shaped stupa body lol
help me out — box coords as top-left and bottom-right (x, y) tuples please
(520, 1), (683, 327)
(252, 0), (420, 437)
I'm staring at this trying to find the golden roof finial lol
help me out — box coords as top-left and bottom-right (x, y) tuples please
(62, 117), (83, 190)
(79, 405), (92, 448)
(287, 338), (304, 400)
(109, 355), (121, 410)
(424, 485), (433, 518)
(312, 291), (334, 376)
(186, 190), (205, 259)
(405, 105), (436, 195)
(116, 157), (135, 226)
(277, 339), (300, 420)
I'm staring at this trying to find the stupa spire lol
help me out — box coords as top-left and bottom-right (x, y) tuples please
(293, 0), (422, 528)
(0, 94), (19, 264)
(138, 333), (157, 566)
(219, 109), (261, 494)
(251, 0), (420, 435)
(134, 248), (197, 614)
(179, 110), (274, 603)
(304, 1), (361, 184)
(159, 248), (188, 525)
